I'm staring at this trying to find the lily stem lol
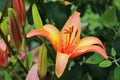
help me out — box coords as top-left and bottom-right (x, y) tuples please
(42, 39), (55, 63)
(0, 0), (9, 23)
(0, 29), (28, 73)
(7, 68), (22, 80)
(22, 27), (29, 70)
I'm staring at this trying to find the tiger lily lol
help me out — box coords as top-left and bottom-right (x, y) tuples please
(27, 11), (108, 78)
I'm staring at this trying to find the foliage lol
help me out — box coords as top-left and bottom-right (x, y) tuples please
(0, 0), (120, 80)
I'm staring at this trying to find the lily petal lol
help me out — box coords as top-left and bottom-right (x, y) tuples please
(27, 24), (61, 51)
(61, 12), (81, 48)
(26, 63), (39, 80)
(71, 45), (108, 59)
(76, 37), (105, 49)
(55, 52), (71, 78)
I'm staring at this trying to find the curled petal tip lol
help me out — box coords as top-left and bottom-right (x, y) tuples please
(26, 29), (40, 38)
(74, 11), (80, 15)
(104, 55), (109, 60)
(26, 33), (31, 38)
(26, 33), (32, 38)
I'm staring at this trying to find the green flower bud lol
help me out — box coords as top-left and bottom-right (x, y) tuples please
(32, 4), (43, 28)
(38, 44), (47, 79)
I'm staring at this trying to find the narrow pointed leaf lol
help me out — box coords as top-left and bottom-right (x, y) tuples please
(24, 52), (33, 70)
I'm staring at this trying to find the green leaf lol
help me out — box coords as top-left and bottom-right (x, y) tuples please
(32, 4), (43, 28)
(0, 11), (2, 17)
(102, 6), (117, 27)
(25, 24), (34, 34)
(86, 53), (104, 64)
(114, 0), (120, 10)
(0, 20), (9, 36)
(27, 52), (33, 69)
(116, 28), (120, 37)
(114, 66), (120, 80)
(24, 52), (33, 70)
(111, 47), (116, 57)
(27, 52), (33, 70)
(4, 71), (12, 80)
(99, 60), (112, 68)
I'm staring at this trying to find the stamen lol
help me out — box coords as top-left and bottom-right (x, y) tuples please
(64, 26), (73, 34)
(75, 30), (78, 37)
(64, 26), (74, 52)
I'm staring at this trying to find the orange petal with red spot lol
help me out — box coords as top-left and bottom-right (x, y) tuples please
(77, 37), (105, 49)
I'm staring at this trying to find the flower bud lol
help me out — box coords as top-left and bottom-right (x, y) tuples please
(12, 0), (26, 26)
(32, 4), (43, 29)
(38, 44), (47, 79)
(0, 40), (8, 67)
(8, 8), (23, 50)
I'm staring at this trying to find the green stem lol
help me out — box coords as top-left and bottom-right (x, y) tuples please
(22, 26), (29, 70)
(0, 29), (28, 73)
(0, 0), (9, 23)
(114, 59), (120, 66)
(42, 39), (55, 63)
(7, 68), (22, 80)
(24, 40), (29, 70)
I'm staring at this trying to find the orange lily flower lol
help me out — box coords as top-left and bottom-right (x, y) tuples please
(27, 12), (108, 78)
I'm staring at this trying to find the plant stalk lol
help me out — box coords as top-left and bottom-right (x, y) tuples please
(0, 0), (9, 23)
(0, 29), (28, 73)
